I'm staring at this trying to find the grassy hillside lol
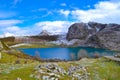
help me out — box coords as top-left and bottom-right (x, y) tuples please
(0, 41), (120, 80)
(0, 51), (36, 63)
(0, 52), (120, 80)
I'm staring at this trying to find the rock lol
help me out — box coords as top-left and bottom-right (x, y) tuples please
(86, 24), (120, 50)
(68, 65), (89, 80)
(88, 22), (106, 32)
(66, 22), (120, 51)
(114, 53), (120, 58)
(16, 77), (22, 80)
(66, 22), (106, 41)
(39, 30), (51, 36)
(32, 63), (89, 80)
(33, 63), (64, 80)
(95, 25), (120, 50)
(85, 35), (103, 48)
(66, 23), (89, 41)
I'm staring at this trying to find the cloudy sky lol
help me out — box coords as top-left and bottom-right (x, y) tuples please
(0, 0), (120, 37)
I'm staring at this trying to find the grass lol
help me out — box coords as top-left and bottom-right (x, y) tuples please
(0, 52), (18, 63)
(32, 58), (120, 80)
(13, 42), (59, 48)
(0, 42), (120, 80)
(0, 63), (39, 80)
(75, 58), (120, 80)
(0, 50), (36, 63)
(0, 50), (39, 80)
(0, 57), (120, 80)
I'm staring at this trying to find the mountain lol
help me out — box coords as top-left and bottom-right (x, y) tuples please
(66, 22), (120, 51)
(39, 30), (51, 36)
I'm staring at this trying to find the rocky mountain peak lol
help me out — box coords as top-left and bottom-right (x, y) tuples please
(39, 30), (51, 36)
(66, 22), (120, 51)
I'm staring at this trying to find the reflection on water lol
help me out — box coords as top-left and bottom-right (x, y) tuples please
(77, 49), (89, 59)
(35, 50), (41, 59)
(20, 47), (116, 60)
(70, 53), (76, 60)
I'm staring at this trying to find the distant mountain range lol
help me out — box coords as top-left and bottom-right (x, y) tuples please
(0, 22), (120, 51)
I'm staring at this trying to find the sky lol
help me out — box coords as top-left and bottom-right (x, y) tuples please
(0, 0), (120, 37)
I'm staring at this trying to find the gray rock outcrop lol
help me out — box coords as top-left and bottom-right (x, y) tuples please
(66, 22), (120, 51)
(31, 63), (89, 80)
(66, 23), (89, 41)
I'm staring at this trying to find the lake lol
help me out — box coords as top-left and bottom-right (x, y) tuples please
(20, 47), (116, 60)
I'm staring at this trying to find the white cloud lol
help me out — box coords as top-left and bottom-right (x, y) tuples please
(60, 1), (120, 24)
(4, 26), (20, 32)
(60, 3), (67, 6)
(59, 9), (70, 17)
(3, 32), (14, 37)
(0, 26), (23, 36)
(0, 20), (23, 27)
(35, 21), (73, 34)
(0, 20), (26, 37)
(95, 1), (120, 10)
(2, 0), (120, 37)
(0, 26), (33, 37)
(0, 21), (72, 37)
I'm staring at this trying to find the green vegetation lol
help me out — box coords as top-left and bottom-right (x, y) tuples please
(0, 52), (120, 80)
(74, 58), (120, 80)
(0, 62), (38, 80)
(14, 43), (59, 48)
(0, 41), (120, 80)
(0, 49), (39, 80)
(0, 40), (11, 50)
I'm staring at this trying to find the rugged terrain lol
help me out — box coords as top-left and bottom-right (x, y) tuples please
(67, 22), (120, 51)
(1, 22), (120, 51)
(0, 51), (120, 80)
(0, 36), (120, 80)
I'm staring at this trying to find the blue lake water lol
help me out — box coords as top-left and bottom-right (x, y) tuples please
(20, 47), (116, 60)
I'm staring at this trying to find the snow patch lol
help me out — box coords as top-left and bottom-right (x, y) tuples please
(86, 23), (92, 30)
(96, 27), (100, 32)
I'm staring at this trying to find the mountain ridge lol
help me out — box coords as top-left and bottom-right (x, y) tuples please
(66, 22), (120, 51)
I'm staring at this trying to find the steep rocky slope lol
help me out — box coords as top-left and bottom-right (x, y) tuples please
(66, 22), (120, 51)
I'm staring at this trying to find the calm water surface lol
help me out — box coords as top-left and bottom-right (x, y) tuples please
(20, 47), (116, 60)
